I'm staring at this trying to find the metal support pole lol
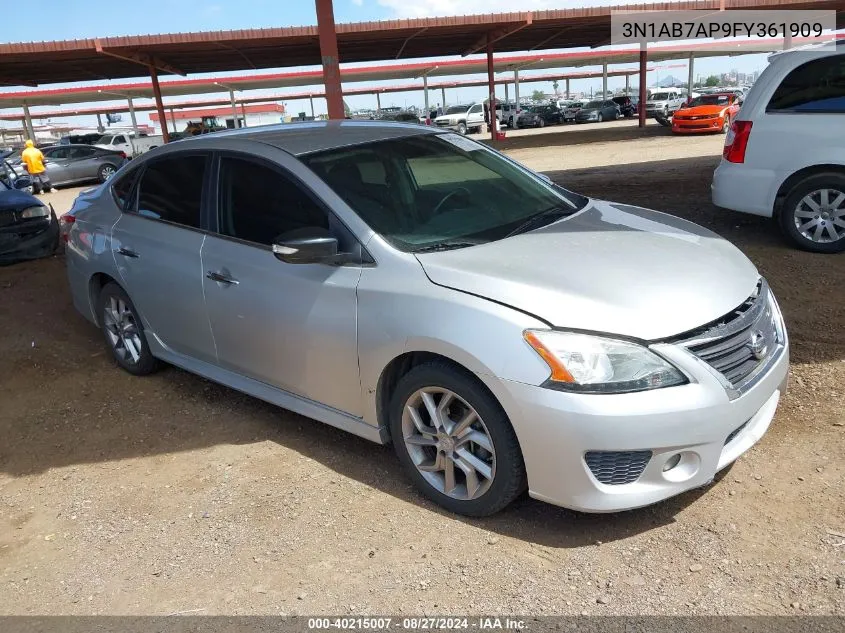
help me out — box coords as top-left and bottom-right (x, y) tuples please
(309, 96), (315, 118)
(638, 46), (648, 128)
(241, 103), (248, 128)
(602, 62), (608, 99)
(423, 75), (430, 123)
(441, 87), (446, 109)
(504, 83), (509, 103)
(149, 64), (170, 143)
(22, 103), (35, 140)
(376, 92), (381, 112)
(230, 90), (239, 128)
(513, 70), (520, 111)
(96, 113), (104, 132)
(127, 96), (139, 135)
(565, 78), (570, 99)
(487, 36), (496, 142)
(316, 0), (344, 120)
(784, 32), (792, 50)
(688, 54), (695, 100)
(169, 109), (177, 134)
(625, 74), (630, 94)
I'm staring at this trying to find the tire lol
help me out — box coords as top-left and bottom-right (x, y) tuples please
(97, 282), (159, 375)
(508, 117), (514, 129)
(97, 163), (117, 183)
(538, 118), (545, 128)
(778, 173), (845, 253)
(457, 122), (467, 135)
(389, 361), (526, 517)
(721, 116), (731, 134)
(655, 116), (671, 128)
(597, 113), (603, 122)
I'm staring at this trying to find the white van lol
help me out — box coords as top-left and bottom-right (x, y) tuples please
(712, 42), (845, 253)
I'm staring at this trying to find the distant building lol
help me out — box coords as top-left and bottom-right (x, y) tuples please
(149, 103), (286, 135)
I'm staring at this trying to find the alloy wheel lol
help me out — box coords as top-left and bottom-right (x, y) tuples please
(401, 387), (496, 501)
(103, 296), (143, 365)
(100, 165), (116, 181)
(793, 188), (845, 244)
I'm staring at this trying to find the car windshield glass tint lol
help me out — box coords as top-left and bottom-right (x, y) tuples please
(303, 134), (587, 252)
(690, 95), (730, 106)
(445, 106), (468, 115)
(650, 93), (670, 100)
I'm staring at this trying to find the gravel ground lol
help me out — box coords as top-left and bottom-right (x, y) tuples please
(1, 121), (843, 616)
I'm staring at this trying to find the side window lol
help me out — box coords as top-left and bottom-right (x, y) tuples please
(768, 55), (845, 113)
(111, 167), (140, 209)
(114, 135), (127, 144)
(135, 155), (207, 228)
(45, 147), (69, 160)
(217, 157), (329, 246)
(469, 105), (483, 114)
(69, 147), (95, 159)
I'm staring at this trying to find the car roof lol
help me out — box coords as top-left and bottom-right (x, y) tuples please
(172, 120), (442, 156)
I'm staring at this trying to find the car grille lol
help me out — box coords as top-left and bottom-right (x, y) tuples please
(584, 451), (652, 485)
(675, 279), (782, 393)
(434, 120), (452, 127)
(678, 123), (714, 129)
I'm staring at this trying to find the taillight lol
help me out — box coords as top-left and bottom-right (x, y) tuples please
(60, 213), (75, 243)
(723, 120), (753, 163)
(119, 152), (127, 159)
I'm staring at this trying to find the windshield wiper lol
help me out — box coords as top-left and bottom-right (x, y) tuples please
(505, 206), (570, 238)
(414, 241), (479, 253)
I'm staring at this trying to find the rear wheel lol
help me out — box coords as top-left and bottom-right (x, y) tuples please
(456, 122), (468, 135)
(778, 173), (845, 253)
(389, 362), (526, 516)
(97, 164), (117, 183)
(97, 282), (159, 375)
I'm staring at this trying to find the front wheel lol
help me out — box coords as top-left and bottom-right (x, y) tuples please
(97, 282), (160, 375)
(457, 122), (467, 136)
(389, 362), (526, 517)
(597, 113), (603, 122)
(538, 118), (545, 128)
(779, 174), (845, 253)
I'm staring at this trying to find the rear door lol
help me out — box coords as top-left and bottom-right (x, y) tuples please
(110, 152), (217, 364)
(67, 146), (99, 181)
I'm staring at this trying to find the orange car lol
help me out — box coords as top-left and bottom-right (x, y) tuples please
(672, 93), (741, 134)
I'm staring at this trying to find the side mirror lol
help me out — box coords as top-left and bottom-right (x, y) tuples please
(272, 227), (340, 264)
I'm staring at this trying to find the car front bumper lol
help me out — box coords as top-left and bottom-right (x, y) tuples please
(483, 333), (789, 513)
(0, 211), (59, 265)
(672, 117), (723, 133)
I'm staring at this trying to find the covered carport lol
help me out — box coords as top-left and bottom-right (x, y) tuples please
(2, 0), (843, 143)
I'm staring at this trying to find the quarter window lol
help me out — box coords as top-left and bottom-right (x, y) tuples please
(135, 155), (207, 228)
(767, 55), (845, 113)
(216, 157), (329, 246)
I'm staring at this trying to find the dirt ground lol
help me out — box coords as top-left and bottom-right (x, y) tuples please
(1, 120), (843, 616)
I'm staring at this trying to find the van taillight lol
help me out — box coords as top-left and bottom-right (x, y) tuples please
(723, 120), (753, 163)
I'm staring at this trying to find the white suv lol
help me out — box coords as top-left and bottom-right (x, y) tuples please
(712, 43), (845, 253)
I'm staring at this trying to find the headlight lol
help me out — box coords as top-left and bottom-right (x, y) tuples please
(20, 205), (50, 219)
(524, 330), (687, 394)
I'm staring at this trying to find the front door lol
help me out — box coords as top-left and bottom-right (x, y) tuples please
(201, 153), (362, 416)
(41, 147), (73, 184)
(111, 152), (217, 364)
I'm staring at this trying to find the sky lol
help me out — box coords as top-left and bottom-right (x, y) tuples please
(0, 0), (771, 129)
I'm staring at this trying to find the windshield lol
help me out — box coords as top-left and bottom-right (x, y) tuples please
(689, 94), (732, 107)
(445, 105), (468, 115)
(302, 134), (587, 252)
(584, 101), (603, 108)
(650, 92), (672, 101)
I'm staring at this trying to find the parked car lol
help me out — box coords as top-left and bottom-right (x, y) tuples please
(0, 177), (59, 265)
(30, 144), (128, 188)
(712, 43), (845, 253)
(516, 105), (563, 128)
(65, 122), (789, 517)
(646, 90), (688, 124)
(94, 133), (164, 159)
(561, 101), (584, 122)
(494, 102), (519, 128)
(433, 103), (485, 135)
(379, 111), (422, 124)
(612, 95), (639, 118)
(672, 93), (742, 135)
(574, 100), (621, 122)
(0, 149), (33, 194)
(60, 133), (104, 146)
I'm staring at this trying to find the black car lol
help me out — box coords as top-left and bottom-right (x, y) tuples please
(515, 105), (563, 128)
(0, 178), (59, 265)
(612, 95), (639, 118)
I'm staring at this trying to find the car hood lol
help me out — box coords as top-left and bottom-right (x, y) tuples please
(435, 114), (463, 122)
(676, 105), (729, 116)
(415, 201), (759, 340)
(0, 189), (41, 213)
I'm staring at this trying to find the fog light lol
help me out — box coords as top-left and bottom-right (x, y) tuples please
(663, 454), (682, 472)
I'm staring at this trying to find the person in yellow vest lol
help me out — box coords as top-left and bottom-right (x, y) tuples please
(21, 140), (57, 195)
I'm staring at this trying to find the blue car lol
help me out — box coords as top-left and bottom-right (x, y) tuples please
(0, 165), (59, 265)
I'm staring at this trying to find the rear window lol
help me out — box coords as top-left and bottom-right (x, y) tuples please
(767, 54), (845, 113)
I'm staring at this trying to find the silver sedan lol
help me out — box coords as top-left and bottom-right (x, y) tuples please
(65, 122), (788, 516)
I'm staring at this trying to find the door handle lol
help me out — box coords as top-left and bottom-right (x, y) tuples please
(117, 247), (139, 258)
(206, 271), (239, 285)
